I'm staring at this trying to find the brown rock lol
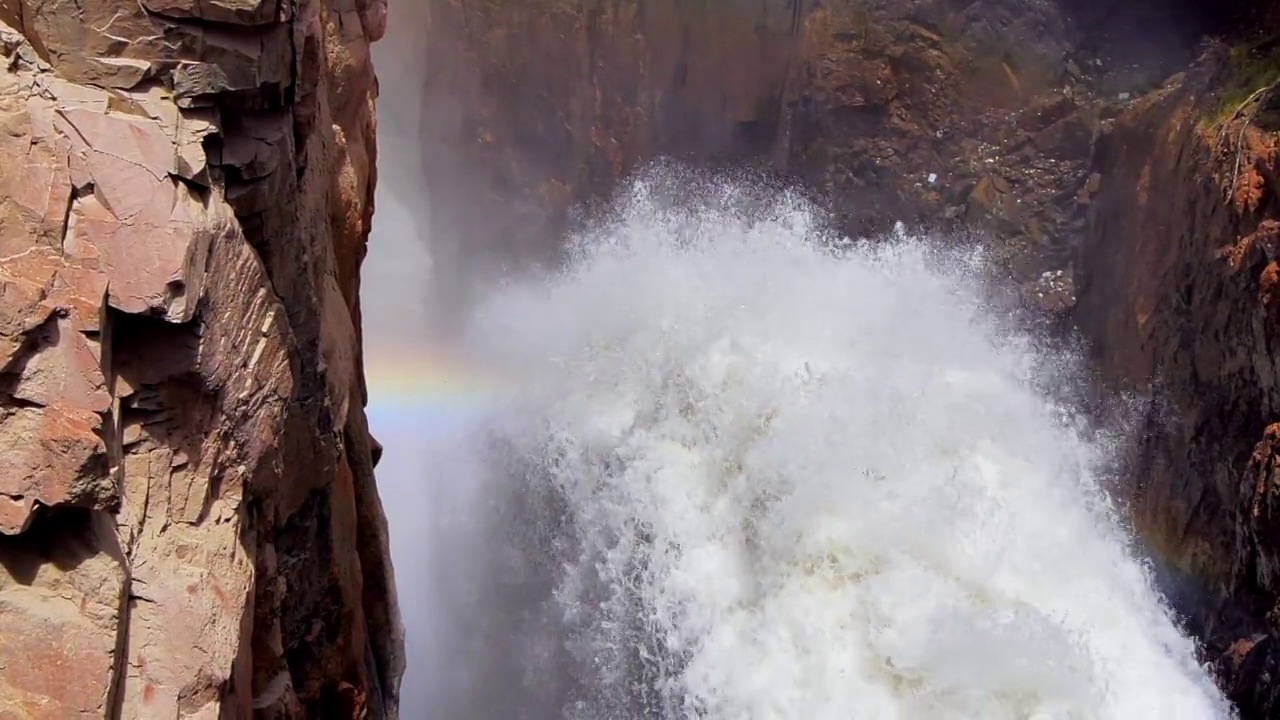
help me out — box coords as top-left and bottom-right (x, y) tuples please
(1018, 93), (1077, 132)
(1073, 49), (1280, 718)
(0, 0), (402, 714)
(1031, 107), (1097, 160)
(966, 174), (1022, 230)
(0, 512), (126, 719)
(140, 0), (279, 25)
(411, 0), (1088, 295)
(0, 406), (109, 533)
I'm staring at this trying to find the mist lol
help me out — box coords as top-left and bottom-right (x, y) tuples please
(362, 1), (446, 716)
(364, 1), (546, 717)
(360, 0), (1245, 717)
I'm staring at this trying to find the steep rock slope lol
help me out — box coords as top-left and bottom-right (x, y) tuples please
(418, 0), (1052, 280)
(0, 0), (403, 717)
(414, 0), (1215, 321)
(1073, 34), (1280, 718)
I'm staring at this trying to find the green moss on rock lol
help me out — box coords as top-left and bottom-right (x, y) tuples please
(1208, 37), (1280, 125)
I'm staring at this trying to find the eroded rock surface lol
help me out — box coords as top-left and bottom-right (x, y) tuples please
(0, 0), (401, 716)
(1073, 39), (1280, 718)
(414, 0), (1221, 323)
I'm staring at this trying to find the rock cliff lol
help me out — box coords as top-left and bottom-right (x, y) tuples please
(416, 0), (1218, 320)
(0, 0), (402, 716)
(1073, 33), (1280, 718)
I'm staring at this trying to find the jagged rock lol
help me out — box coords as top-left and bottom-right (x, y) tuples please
(140, 0), (280, 25)
(0, 0), (402, 715)
(966, 174), (1022, 230)
(0, 511), (127, 718)
(1031, 107), (1097, 159)
(412, 0), (1101, 319)
(1072, 42), (1280, 719)
(0, 406), (110, 533)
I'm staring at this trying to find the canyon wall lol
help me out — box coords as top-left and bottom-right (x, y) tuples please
(1073, 33), (1280, 717)
(0, 0), (403, 716)
(416, 0), (1217, 319)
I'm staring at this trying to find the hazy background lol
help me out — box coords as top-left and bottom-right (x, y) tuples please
(362, 2), (443, 716)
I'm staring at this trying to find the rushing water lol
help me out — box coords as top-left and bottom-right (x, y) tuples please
(417, 173), (1232, 719)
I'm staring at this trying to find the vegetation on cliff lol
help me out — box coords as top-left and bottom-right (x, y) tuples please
(1209, 38), (1280, 126)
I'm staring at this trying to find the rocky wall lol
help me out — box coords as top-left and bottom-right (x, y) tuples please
(416, 0), (1209, 322)
(1072, 38), (1280, 718)
(0, 0), (403, 716)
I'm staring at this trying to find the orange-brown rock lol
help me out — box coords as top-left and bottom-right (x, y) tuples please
(1072, 44), (1280, 718)
(0, 0), (401, 716)
(414, 0), (1167, 322)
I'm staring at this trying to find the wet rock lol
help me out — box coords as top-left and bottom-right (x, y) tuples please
(1076, 171), (1102, 205)
(966, 174), (1023, 230)
(1018, 93), (1079, 132)
(1220, 633), (1280, 718)
(1072, 44), (1280, 719)
(412, 0), (1107, 310)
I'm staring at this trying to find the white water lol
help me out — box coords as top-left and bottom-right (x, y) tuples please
(448, 174), (1233, 719)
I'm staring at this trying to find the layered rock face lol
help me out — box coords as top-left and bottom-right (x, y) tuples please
(415, 0), (1219, 320)
(1073, 33), (1280, 718)
(0, 0), (402, 716)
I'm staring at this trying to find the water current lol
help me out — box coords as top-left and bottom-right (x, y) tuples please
(413, 173), (1231, 720)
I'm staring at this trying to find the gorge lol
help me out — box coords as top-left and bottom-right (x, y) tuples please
(5, 0), (1280, 717)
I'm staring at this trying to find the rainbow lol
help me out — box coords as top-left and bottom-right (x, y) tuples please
(363, 340), (502, 417)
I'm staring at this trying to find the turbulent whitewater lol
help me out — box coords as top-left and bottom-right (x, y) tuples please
(453, 176), (1232, 719)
